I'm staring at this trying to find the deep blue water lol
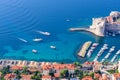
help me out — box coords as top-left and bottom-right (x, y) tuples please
(0, 0), (120, 63)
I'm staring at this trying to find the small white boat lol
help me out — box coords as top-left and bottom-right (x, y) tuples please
(116, 50), (120, 55)
(32, 49), (38, 53)
(33, 38), (43, 42)
(66, 19), (70, 22)
(18, 38), (28, 43)
(108, 33), (112, 35)
(101, 59), (105, 63)
(112, 33), (116, 36)
(109, 47), (115, 53)
(92, 43), (99, 47)
(91, 47), (96, 49)
(110, 55), (117, 63)
(50, 46), (56, 49)
(36, 31), (51, 36)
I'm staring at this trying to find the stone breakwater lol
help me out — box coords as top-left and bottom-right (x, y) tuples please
(70, 11), (120, 37)
(69, 28), (104, 36)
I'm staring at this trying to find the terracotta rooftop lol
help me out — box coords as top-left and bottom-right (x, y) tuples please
(113, 73), (120, 79)
(4, 73), (15, 79)
(21, 74), (32, 80)
(10, 66), (23, 70)
(82, 76), (93, 80)
(102, 74), (109, 80)
(94, 73), (101, 79)
(42, 64), (75, 70)
(83, 61), (94, 65)
(54, 73), (60, 78)
(42, 75), (51, 79)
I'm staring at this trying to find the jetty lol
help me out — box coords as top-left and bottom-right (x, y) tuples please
(78, 41), (92, 57)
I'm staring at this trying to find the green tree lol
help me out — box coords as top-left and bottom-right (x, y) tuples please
(89, 72), (94, 78)
(31, 71), (42, 80)
(0, 66), (11, 79)
(77, 70), (83, 79)
(14, 70), (21, 79)
(22, 66), (28, 74)
(60, 69), (69, 78)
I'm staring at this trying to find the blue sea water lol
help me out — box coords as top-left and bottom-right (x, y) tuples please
(0, 0), (120, 63)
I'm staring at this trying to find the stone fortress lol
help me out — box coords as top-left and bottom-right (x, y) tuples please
(70, 11), (120, 36)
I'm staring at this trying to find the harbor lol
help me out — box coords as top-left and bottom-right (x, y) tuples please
(93, 44), (108, 62)
(101, 46), (115, 63)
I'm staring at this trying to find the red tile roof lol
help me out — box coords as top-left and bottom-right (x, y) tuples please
(42, 64), (75, 70)
(94, 73), (101, 79)
(4, 73), (15, 79)
(42, 75), (51, 79)
(83, 62), (94, 65)
(21, 74), (32, 80)
(113, 73), (120, 79)
(54, 73), (60, 78)
(10, 66), (23, 70)
(102, 74), (109, 80)
(82, 76), (93, 80)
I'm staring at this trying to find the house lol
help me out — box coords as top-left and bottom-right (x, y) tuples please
(112, 73), (120, 80)
(20, 74), (32, 80)
(4, 73), (16, 80)
(94, 73), (101, 80)
(100, 74), (109, 80)
(42, 75), (51, 80)
(82, 76), (93, 80)
(10, 66), (23, 71)
(42, 64), (75, 76)
(93, 61), (102, 72)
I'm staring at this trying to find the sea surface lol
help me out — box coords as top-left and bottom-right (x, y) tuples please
(0, 0), (120, 63)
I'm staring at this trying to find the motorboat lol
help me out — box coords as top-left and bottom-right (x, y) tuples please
(109, 46), (115, 53)
(33, 38), (43, 42)
(18, 38), (28, 43)
(116, 50), (120, 55)
(50, 46), (56, 49)
(32, 49), (38, 53)
(105, 53), (111, 59)
(92, 43), (99, 47)
(36, 30), (51, 36)
(110, 55), (117, 63)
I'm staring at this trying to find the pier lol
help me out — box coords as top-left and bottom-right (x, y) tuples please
(69, 28), (104, 36)
(78, 41), (92, 57)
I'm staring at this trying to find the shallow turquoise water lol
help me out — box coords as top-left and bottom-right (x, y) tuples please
(0, 0), (120, 63)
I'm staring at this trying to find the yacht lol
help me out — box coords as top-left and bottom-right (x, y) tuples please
(110, 50), (120, 62)
(105, 53), (111, 59)
(36, 30), (51, 36)
(87, 50), (93, 57)
(101, 59), (105, 63)
(50, 46), (56, 49)
(66, 19), (70, 22)
(116, 50), (120, 55)
(110, 55), (117, 63)
(93, 44), (108, 61)
(91, 47), (96, 50)
(92, 43), (99, 47)
(109, 46), (115, 53)
(32, 49), (38, 53)
(33, 38), (43, 42)
(112, 33), (116, 36)
(18, 38), (28, 43)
